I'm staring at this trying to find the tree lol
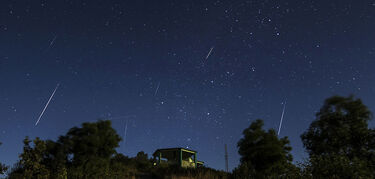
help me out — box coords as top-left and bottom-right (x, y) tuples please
(135, 151), (152, 171)
(234, 119), (296, 178)
(109, 153), (138, 178)
(301, 95), (373, 157)
(135, 151), (149, 161)
(8, 137), (50, 178)
(8, 120), (121, 178)
(0, 162), (6, 175)
(59, 120), (122, 177)
(43, 140), (68, 178)
(301, 95), (375, 177)
(9, 120), (121, 178)
(301, 154), (373, 178)
(0, 142), (8, 175)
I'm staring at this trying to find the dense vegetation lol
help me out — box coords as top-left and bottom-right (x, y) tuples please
(1, 95), (375, 178)
(0, 143), (7, 175)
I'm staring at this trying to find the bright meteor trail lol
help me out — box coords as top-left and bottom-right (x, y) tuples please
(205, 47), (214, 59)
(277, 101), (287, 136)
(123, 120), (128, 146)
(49, 35), (57, 47)
(154, 82), (160, 96)
(35, 83), (60, 126)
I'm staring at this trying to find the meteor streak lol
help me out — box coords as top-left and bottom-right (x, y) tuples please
(35, 83), (60, 126)
(277, 101), (287, 136)
(108, 115), (136, 120)
(123, 120), (128, 145)
(154, 82), (160, 96)
(49, 35), (57, 47)
(205, 47), (214, 59)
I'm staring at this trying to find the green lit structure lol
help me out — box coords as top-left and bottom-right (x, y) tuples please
(153, 148), (204, 168)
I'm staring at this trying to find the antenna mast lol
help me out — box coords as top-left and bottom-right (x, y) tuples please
(225, 144), (229, 172)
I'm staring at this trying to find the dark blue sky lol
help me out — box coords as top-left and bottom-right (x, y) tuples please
(1, 0), (375, 171)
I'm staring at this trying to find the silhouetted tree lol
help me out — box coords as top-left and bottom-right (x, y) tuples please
(135, 151), (152, 171)
(109, 153), (138, 177)
(136, 151), (148, 161)
(8, 137), (50, 178)
(233, 119), (297, 178)
(59, 120), (122, 177)
(43, 140), (68, 178)
(301, 95), (375, 177)
(0, 162), (6, 175)
(0, 142), (8, 175)
(9, 120), (121, 178)
(7, 120), (231, 178)
(301, 95), (374, 157)
(300, 154), (373, 178)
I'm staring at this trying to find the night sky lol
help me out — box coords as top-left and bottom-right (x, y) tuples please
(1, 0), (375, 171)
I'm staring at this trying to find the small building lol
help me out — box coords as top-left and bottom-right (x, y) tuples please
(153, 148), (204, 168)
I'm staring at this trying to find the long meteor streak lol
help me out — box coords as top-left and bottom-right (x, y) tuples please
(108, 115), (136, 120)
(154, 82), (160, 96)
(205, 47), (214, 59)
(123, 120), (128, 145)
(49, 35), (57, 47)
(35, 83), (60, 126)
(277, 101), (287, 136)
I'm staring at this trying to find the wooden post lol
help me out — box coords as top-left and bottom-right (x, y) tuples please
(179, 149), (183, 167)
(194, 153), (197, 168)
(159, 151), (162, 164)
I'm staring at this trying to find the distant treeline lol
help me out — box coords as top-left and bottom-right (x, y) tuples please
(1, 95), (375, 178)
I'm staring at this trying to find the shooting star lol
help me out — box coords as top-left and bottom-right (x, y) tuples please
(205, 47), (214, 59)
(277, 101), (287, 136)
(49, 35), (57, 47)
(154, 82), (160, 96)
(108, 115), (136, 120)
(123, 120), (128, 146)
(35, 83), (60, 126)
(42, 35), (58, 53)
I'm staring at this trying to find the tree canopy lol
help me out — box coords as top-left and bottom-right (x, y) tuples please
(234, 119), (297, 178)
(6, 95), (375, 178)
(301, 95), (373, 157)
(0, 142), (8, 175)
(301, 95), (375, 177)
(8, 120), (122, 178)
(8, 137), (51, 178)
(61, 120), (121, 161)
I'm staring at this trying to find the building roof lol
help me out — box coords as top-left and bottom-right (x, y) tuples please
(153, 147), (197, 155)
(197, 161), (204, 164)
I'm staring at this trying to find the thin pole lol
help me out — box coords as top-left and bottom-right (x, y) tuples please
(225, 144), (229, 172)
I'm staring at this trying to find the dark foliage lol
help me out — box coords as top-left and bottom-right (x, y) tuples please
(8, 120), (121, 178)
(0, 142), (8, 175)
(300, 154), (373, 178)
(6, 95), (375, 178)
(61, 120), (121, 177)
(301, 95), (375, 177)
(8, 137), (51, 178)
(6, 120), (227, 179)
(234, 119), (298, 178)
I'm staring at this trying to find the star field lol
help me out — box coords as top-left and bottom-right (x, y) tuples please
(1, 0), (375, 171)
